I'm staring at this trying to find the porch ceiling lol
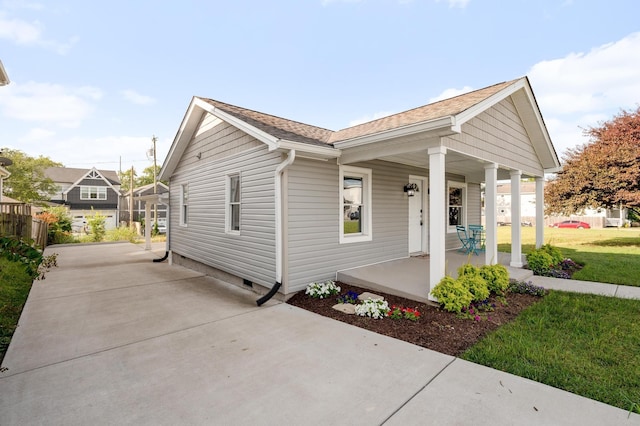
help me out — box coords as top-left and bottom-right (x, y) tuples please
(379, 150), (514, 182)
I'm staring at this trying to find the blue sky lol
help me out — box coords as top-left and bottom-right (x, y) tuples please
(1, 0), (639, 173)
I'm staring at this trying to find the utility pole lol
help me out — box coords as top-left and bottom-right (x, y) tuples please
(129, 165), (134, 230)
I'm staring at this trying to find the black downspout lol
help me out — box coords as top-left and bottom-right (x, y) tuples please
(153, 251), (169, 263)
(256, 282), (281, 306)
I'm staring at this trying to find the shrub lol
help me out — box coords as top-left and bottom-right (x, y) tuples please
(540, 243), (563, 265)
(457, 263), (481, 278)
(87, 210), (106, 242)
(479, 264), (510, 294)
(458, 274), (490, 302)
(430, 276), (474, 313)
(105, 226), (139, 243)
(526, 250), (553, 275)
(37, 206), (73, 245)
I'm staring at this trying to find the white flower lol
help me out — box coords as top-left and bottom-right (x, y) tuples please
(305, 280), (341, 298)
(354, 298), (390, 319)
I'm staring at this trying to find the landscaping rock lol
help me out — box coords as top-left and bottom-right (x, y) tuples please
(358, 292), (384, 302)
(332, 303), (356, 314)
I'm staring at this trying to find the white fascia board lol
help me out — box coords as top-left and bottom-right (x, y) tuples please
(333, 116), (456, 149)
(453, 78), (527, 130)
(195, 98), (280, 150)
(135, 193), (170, 205)
(159, 98), (202, 181)
(277, 140), (340, 159)
(63, 167), (120, 195)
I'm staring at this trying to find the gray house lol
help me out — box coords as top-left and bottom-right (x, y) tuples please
(159, 77), (560, 302)
(46, 167), (122, 231)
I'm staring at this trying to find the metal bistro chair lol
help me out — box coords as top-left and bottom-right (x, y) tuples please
(468, 225), (486, 254)
(456, 225), (476, 255)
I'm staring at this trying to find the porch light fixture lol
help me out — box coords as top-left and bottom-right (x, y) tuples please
(404, 183), (419, 197)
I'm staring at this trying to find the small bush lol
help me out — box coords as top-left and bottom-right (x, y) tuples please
(480, 264), (510, 294)
(540, 243), (563, 265)
(458, 274), (490, 302)
(105, 226), (139, 243)
(87, 211), (106, 242)
(431, 276), (474, 313)
(457, 263), (481, 278)
(526, 250), (554, 275)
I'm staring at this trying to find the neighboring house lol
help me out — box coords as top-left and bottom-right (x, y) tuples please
(45, 167), (122, 231)
(496, 181), (627, 228)
(122, 182), (169, 232)
(159, 77), (560, 301)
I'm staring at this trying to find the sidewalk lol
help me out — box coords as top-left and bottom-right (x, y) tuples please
(529, 275), (640, 299)
(0, 243), (638, 425)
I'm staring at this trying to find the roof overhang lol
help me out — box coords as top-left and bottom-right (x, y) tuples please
(134, 193), (170, 205)
(0, 60), (9, 86)
(160, 97), (340, 180)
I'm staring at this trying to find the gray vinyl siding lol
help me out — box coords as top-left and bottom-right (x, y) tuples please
(466, 183), (481, 226)
(174, 114), (263, 175)
(286, 158), (469, 292)
(443, 97), (544, 176)
(169, 135), (280, 287)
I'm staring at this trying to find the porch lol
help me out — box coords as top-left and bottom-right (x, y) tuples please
(336, 251), (533, 303)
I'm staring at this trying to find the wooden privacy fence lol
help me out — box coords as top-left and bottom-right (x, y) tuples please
(0, 202), (48, 248)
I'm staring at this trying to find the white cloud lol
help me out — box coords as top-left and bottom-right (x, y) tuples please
(0, 11), (76, 54)
(348, 110), (395, 127)
(23, 127), (56, 140)
(428, 85), (474, 103)
(0, 81), (103, 128)
(528, 32), (640, 155)
(121, 89), (156, 106)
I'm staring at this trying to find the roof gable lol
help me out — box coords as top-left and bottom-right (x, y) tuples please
(60, 167), (121, 195)
(46, 167), (120, 185)
(160, 77), (559, 179)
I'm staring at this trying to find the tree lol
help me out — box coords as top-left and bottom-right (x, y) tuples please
(545, 107), (640, 216)
(137, 165), (164, 187)
(118, 168), (136, 194)
(117, 165), (165, 193)
(2, 149), (62, 203)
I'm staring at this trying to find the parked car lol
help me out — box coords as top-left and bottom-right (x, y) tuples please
(551, 220), (591, 229)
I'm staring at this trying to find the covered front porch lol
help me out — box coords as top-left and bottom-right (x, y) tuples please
(337, 251), (533, 303)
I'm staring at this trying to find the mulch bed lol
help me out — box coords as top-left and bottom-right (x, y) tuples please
(287, 283), (542, 356)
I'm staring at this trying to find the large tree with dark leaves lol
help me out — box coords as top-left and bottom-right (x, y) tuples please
(545, 107), (640, 216)
(1, 148), (62, 203)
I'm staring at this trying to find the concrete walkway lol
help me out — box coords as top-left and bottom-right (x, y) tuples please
(1, 243), (638, 425)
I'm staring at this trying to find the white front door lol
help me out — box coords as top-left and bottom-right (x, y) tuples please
(408, 177), (427, 254)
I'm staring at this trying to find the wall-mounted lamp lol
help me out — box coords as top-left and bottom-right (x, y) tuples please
(403, 183), (419, 197)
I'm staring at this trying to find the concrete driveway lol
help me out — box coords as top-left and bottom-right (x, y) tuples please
(1, 242), (637, 425)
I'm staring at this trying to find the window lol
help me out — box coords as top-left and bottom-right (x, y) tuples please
(80, 186), (107, 200)
(339, 166), (372, 244)
(448, 182), (466, 231)
(226, 174), (241, 233)
(180, 184), (188, 226)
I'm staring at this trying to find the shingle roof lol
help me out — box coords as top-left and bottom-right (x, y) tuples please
(200, 79), (520, 147)
(200, 98), (334, 146)
(45, 167), (120, 185)
(329, 79), (519, 143)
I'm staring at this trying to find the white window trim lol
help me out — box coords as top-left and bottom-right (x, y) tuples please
(225, 173), (241, 235)
(80, 186), (107, 200)
(339, 165), (372, 244)
(447, 181), (467, 233)
(179, 183), (188, 227)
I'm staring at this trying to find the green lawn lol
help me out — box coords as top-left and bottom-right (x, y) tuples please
(463, 291), (640, 414)
(498, 226), (640, 286)
(0, 257), (33, 364)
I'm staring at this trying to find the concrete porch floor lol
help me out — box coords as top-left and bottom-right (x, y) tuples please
(336, 251), (532, 303)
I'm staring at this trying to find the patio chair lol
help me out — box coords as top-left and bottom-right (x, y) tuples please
(456, 225), (476, 254)
(468, 225), (485, 254)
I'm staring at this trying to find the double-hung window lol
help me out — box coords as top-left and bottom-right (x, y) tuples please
(339, 165), (372, 243)
(226, 173), (241, 233)
(448, 181), (466, 231)
(80, 186), (107, 200)
(180, 183), (188, 226)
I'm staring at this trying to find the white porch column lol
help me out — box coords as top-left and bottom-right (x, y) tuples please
(428, 146), (447, 301)
(510, 170), (523, 267)
(484, 163), (498, 265)
(535, 176), (544, 249)
(144, 201), (152, 250)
